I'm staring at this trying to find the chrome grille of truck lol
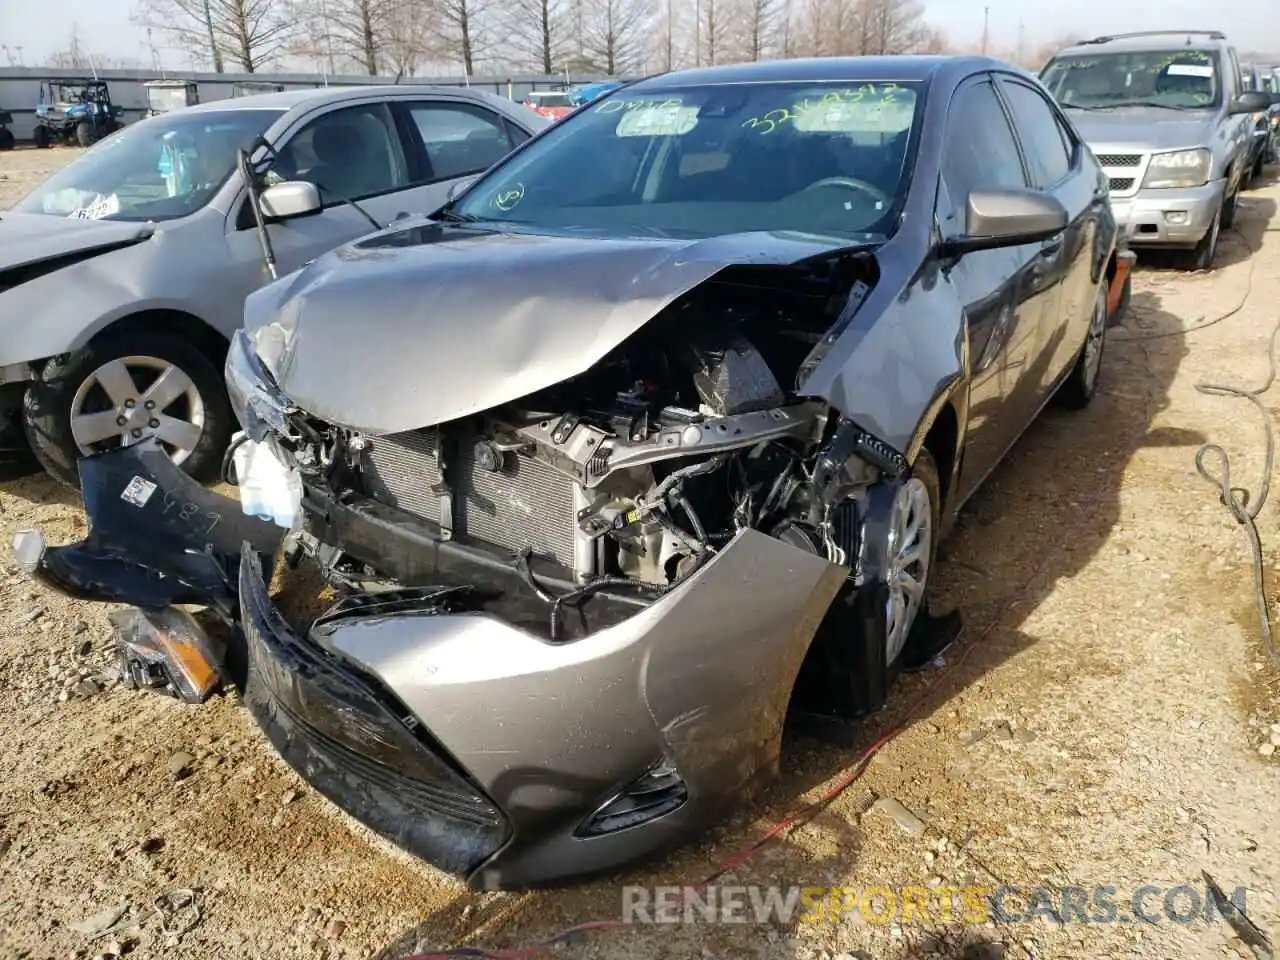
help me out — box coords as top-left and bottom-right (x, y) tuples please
(361, 429), (578, 569)
(1096, 153), (1141, 167)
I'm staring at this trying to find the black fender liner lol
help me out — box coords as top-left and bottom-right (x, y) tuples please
(21, 440), (283, 613)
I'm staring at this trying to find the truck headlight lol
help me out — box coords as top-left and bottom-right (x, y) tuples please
(1142, 148), (1212, 189)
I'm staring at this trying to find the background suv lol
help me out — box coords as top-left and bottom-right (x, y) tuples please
(1041, 30), (1270, 270)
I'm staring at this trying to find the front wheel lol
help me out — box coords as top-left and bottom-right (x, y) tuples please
(22, 330), (232, 489)
(792, 449), (943, 722)
(32, 124), (51, 148)
(0, 128), (14, 151)
(75, 121), (92, 147)
(1182, 206), (1222, 272)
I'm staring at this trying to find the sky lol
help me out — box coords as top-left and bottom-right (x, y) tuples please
(1, 0), (1279, 69)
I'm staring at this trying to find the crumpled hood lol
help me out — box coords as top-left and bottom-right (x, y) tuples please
(0, 212), (155, 274)
(245, 219), (858, 435)
(1064, 107), (1217, 152)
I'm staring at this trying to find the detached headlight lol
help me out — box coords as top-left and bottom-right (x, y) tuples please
(1142, 148), (1212, 189)
(225, 328), (290, 441)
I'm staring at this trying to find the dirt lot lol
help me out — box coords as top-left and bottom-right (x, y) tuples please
(2, 145), (1280, 960)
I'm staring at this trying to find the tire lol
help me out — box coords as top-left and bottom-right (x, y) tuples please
(75, 121), (92, 147)
(1220, 185), (1238, 230)
(22, 330), (232, 489)
(0, 128), (14, 151)
(1056, 282), (1108, 409)
(1183, 206), (1222, 272)
(792, 448), (943, 722)
(1254, 152), (1266, 182)
(32, 124), (50, 148)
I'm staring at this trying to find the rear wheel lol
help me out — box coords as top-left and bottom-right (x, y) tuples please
(0, 128), (13, 151)
(23, 330), (231, 489)
(1056, 282), (1108, 409)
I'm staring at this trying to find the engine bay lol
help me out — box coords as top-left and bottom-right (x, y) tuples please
(261, 262), (891, 640)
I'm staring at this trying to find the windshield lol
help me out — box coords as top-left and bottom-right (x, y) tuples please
(15, 109), (283, 222)
(453, 80), (922, 242)
(1042, 49), (1222, 110)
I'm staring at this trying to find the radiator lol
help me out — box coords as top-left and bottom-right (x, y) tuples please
(361, 428), (579, 569)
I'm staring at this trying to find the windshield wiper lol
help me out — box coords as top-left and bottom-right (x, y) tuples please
(1108, 100), (1196, 111)
(312, 182), (382, 231)
(434, 208), (485, 224)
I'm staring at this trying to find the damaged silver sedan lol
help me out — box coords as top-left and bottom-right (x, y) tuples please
(16, 56), (1134, 889)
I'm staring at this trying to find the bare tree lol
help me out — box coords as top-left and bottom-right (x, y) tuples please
(741, 0), (778, 61)
(499, 0), (569, 72)
(857, 0), (926, 55)
(383, 0), (434, 76)
(45, 27), (144, 69)
(134, 0), (292, 71)
(581, 0), (648, 74)
(431, 0), (490, 74)
(288, 0), (394, 74)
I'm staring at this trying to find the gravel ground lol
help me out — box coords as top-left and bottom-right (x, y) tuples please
(2, 145), (1280, 960)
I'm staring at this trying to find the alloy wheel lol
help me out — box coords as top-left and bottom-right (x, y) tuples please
(69, 355), (206, 463)
(885, 476), (933, 665)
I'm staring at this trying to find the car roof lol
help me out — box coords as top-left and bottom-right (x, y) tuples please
(630, 55), (990, 91)
(1053, 33), (1231, 58)
(179, 84), (516, 114)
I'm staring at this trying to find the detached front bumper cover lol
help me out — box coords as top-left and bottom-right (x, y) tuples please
(13, 440), (284, 613)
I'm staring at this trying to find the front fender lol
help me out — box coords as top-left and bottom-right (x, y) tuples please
(802, 244), (966, 459)
(0, 233), (212, 366)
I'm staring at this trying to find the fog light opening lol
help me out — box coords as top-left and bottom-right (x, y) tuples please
(1164, 210), (1190, 225)
(576, 759), (689, 837)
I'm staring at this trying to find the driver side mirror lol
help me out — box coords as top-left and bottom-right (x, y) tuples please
(1229, 91), (1271, 115)
(259, 180), (321, 220)
(938, 188), (1069, 257)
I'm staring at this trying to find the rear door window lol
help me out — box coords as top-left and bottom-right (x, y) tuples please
(406, 102), (515, 182)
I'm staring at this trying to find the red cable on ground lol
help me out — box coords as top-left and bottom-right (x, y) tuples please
(402, 615), (1004, 960)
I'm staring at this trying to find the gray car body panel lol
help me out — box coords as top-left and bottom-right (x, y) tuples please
(287, 527), (847, 887)
(244, 221), (864, 437)
(0, 87), (544, 372)
(245, 57), (1017, 461)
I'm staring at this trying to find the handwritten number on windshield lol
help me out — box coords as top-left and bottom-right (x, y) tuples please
(740, 84), (901, 135)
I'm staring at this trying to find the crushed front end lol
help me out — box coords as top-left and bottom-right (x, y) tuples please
(19, 240), (926, 887)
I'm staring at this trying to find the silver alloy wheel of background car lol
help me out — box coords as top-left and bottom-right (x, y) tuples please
(69, 356), (206, 463)
(884, 476), (933, 665)
(1081, 285), (1108, 395)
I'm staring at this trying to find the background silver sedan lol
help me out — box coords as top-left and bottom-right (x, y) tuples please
(0, 85), (545, 486)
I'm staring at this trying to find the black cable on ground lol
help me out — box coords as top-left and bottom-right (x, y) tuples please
(1111, 227), (1257, 342)
(1192, 316), (1280, 664)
